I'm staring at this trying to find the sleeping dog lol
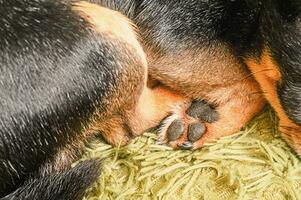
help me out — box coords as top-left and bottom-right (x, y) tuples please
(95, 0), (301, 152)
(0, 0), (300, 199)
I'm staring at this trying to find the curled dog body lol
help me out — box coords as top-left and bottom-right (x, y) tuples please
(92, 0), (301, 153)
(1, 0), (301, 199)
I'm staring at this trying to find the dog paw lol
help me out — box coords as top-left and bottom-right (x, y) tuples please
(157, 100), (218, 150)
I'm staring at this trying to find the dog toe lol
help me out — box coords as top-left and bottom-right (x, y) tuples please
(167, 119), (185, 141)
(188, 122), (206, 142)
(187, 100), (218, 123)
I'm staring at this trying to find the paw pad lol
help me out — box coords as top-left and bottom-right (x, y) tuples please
(167, 119), (184, 141)
(158, 99), (219, 150)
(188, 122), (206, 142)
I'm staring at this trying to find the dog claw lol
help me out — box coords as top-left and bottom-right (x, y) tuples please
(178, 141), (193, 150)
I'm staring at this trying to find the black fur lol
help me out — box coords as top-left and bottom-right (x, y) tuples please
(1, 0), (301, 199)
(94, 0), (301, 128)
(0, 0), (145, 198)
(1, 160), (101, 200)
(262, 1), (301, 126)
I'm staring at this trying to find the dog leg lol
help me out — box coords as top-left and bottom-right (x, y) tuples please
(158, 79), (265, 149)
(88, 85), (187, 146)
(246, 48), (301, 155)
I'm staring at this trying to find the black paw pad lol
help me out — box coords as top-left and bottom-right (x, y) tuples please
(167, 119), (185, 141)
(188, 122), (206, 142)
(187, 100), (218, 123)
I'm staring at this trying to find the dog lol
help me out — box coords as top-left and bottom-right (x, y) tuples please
(0, 0), (186, 199)
(93, 0), (301, 151)
(0, 0), (300, 199)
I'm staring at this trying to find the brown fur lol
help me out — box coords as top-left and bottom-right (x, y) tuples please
(73, 2), (267, 150)
(146, 44), (249, 97)
(245, 48), (301, 155)
(73, 1), (146, 64)
(194, 79), (265, 148)
(73, 2), (188, 147)
(146, 43), (265, 148)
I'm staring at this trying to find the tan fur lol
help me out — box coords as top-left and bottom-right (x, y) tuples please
(194, 79), (265, 148)
(147, 44), (249, 98)
(89, 115), (131, 146)
(73, 1), (147, 67)
(145, 43), (265, 148)
(245, 49), (287, 123)
(72, 2), (188, 146)
(125, 86), (188, 135)
(245, 48), (301, 154)
(73, 2), (267, 149)
(86, 86), (188, 146)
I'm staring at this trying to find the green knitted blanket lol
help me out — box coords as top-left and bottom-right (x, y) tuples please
(77, 107), (301, 200)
